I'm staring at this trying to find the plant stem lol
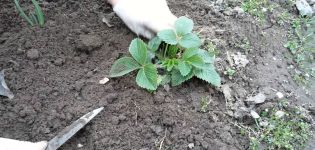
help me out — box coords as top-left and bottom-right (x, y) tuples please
(155, 53), (164, 61)
(164, 44), (169, 58)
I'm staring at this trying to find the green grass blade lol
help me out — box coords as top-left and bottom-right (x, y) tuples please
(31, 0), (45, 27)
(14, 0), (34, 26)
(30, 13), (39, 25)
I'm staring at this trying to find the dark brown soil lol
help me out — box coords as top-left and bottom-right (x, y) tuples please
(0, 0), (314, 149)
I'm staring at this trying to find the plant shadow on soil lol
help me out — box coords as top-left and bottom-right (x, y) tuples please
(0, 0), (314, 149)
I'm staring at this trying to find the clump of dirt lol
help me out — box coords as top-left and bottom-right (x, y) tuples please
(0, 0), (314, 149)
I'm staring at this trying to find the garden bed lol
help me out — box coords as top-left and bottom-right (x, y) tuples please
(0, 0), (314, 149)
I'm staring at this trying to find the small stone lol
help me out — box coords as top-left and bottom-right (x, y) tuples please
(276, 92), (284, 99)
(99, 77), (109, 84)
(118, 114), (127, 121)
(188, 143), (194, 149)
(250, 110), (260, 119)
(223, 9), (232, 16)
(150, 125), (163, 134)
(246, 93), (266, 104)
(221, 84), (233, 102)
(296, 0), (314, 16)
(0, 71), (14, 99)
(26, 49), (39, 60)
(275, 111), (285, 118)
(163, 84), (170, 92)
(233, 6), (244, 14)
(77, 143), (83, 148)
(231, 52), (249, 68)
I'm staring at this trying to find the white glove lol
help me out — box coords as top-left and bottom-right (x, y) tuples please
(0, 138), (47, 150)
(111, 0), (177, 39)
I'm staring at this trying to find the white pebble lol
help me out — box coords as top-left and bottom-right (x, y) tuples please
(276, 92), (284, 99)
(296, 0), (314, 16)
(188, 143), (194, 149)
(99, 77), (109, 84)
(246, 93), (266, 104)
(250, 110), (260, 119)
(77, 143), (83, 148)
(275, 111), (285, 118)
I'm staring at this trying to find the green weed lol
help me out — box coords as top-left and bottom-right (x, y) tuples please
(234, 102), (313, 150)
(284, 16), (315, 85)
(276, 11), (291, 25)
(14, 0), (45, 27)
(224, 68), (236, 77)
(200, 97), (211, 113)
(242, 0), (269, 22)
(110, 17), (221, 91)
(206, 41), (220, 56)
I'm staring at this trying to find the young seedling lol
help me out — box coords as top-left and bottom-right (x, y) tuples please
(110, 16), (221, 91)
(200, 97), (211, 113)
(14, 0), (45, 27)
(224, 68), (236, 77)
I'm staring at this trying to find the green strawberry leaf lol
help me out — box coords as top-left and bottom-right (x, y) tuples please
(186, 55), (205, 69)
(194, 65), (221, 87)
(129, 38), (148, 65)
(179, 33), (201, 48)
(148, 36), (162, 52)
(110, 57), (141, 77)
(158, 29), (178, 45)
(136, 64), (158, 90)
(175, 16), (194, 36)
(197, 49), (215, 64)
(182, 48), (199, 59)
(178, 60), (192, 76)
(171, 69), (194, 86)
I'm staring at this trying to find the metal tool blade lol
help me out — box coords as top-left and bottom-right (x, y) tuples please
(46, 107), (104, 150)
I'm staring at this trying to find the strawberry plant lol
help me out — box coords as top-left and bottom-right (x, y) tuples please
(110, 16), (221, 90)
